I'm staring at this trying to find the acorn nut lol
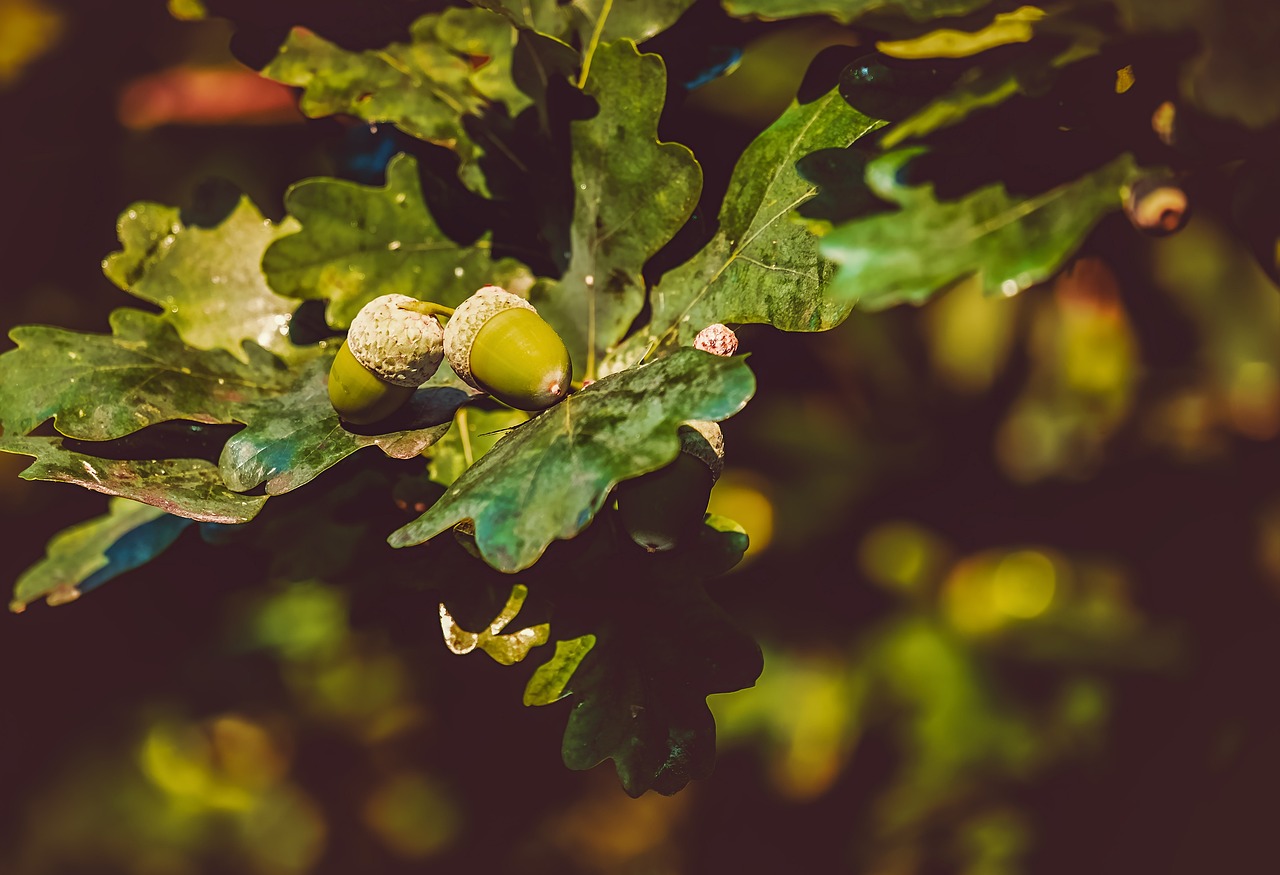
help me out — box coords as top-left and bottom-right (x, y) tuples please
(328, 293), (445, 425)
(616, 421), (724, 553)
(444, 285), (572, 411)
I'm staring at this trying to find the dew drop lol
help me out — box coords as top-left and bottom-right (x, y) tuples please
(387, 240), (402, 251)
(584, 275), (595, 287)
(453, 266), (464, 278)
(394, 193), (407, 204)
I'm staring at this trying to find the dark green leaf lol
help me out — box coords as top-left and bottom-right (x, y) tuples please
(531, 40), (701, 380)
(553, 565), (762, 796)
(0, 309), (291, 440)
(218, 353), (471, 495)
(723, 0), (995, 24)
(103, 197), (305, 363)
(0, 435), (268, 523)
(820, 150), (1138, 309)
(472, 0), (695, 45)
(262, 154), (533, 330)
(11, 499), (192, 612)
(608, 87), (880, 368)
(388, 349), (756, 572)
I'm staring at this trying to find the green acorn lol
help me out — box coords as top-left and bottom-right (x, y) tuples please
(616, 421), (725, 553)
(328, 293), (445, 425)
(444, 285), (572, 411)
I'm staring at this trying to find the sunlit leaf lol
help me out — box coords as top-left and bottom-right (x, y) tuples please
(0, 435), (268, 523)
(11, 498), (191, 612)
(0, 309), (291, 440)
(608, 87), (880, 368)
(821, 150), (1138, 309)
(427, 407), (528, 487)
(472, 0), (695, 45)
(389, 350), (755, 572)
(524, 634), (596, 705)
(262, 154), (533, 330)
(439, 583), (549, 665)
(531, 40), (701, 379)
(103, 197), (304, 363)
(260, 8), (524, 180)
(218, 353), (471, 496)
(723, 0), (995, 25)
(877, 6), (1045, 58)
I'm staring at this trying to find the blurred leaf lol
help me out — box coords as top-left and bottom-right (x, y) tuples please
(104, 198), (304, 363)
(531, 40), (701, 379)
(0, 309), (291, 440)
(11, 498), (191, 611)
(524, 634), (596, 705)
(439, 583), (550, 665)
(218, 353), (470, 495)
(877, 5), (1044, 58)
(1117, 0), (1280, 128)
(0, 0), (63, 86)
(261, 8), (522, 179)
(554, 568), (763, 796)
(0, 435), (268, 523)
(723, 0), (995, 24)
(795, 147), (888, 228)
(610, 86), (880, 367)
(389, 350), (755, 572)
(262, 154), (533, 330)
(427, 407), (528, 487)
(821, 150), (1137, 309)
(880, 42), (1099, 149)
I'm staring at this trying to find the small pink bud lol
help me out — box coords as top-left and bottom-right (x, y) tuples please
(694, 323), (739, 357)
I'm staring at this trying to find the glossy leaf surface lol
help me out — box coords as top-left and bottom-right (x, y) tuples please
(0, 435), (268, 523)
(389, 349), (755, 571)
(103, 197), (303, 363)
(219, 353), (471, 495)
(532, 40), (701, 379)
(0, 310), (291, 440)
(821, 150), (1138, 309)
(262, 154), (533, 330)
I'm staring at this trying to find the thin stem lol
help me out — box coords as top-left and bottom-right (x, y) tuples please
(398, 300), (455, 320)
(457, 406), (475, 468)
(576, 0), (613, 89)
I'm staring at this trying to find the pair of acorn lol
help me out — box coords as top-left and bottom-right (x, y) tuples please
(329, 285), (572, 422)
(330, 287), (733, 553)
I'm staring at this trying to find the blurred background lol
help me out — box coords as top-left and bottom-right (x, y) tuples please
(3, 2), (1280, 873)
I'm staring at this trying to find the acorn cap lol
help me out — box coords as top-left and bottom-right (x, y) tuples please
(694, 323), (739, 357)
(679, 420), (724, 482)
(444, 285), (537, 388)
(347, 294), (445, 387)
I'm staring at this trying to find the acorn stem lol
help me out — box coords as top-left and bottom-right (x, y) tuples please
(397, 300), (456, 320)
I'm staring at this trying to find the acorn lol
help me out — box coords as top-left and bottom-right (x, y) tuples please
(328, 293), (445, 425)
(616, 421), (724, 553)
(1123, 176), (1189, 237)
(444, 285), (572, 411)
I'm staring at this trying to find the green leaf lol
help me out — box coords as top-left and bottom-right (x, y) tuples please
(531, 40), (701, 380)
(11, 498), (191, 612)
(388, 349), (756, 572)
(0, 309), (291, 440)
(524, 634), (596, 705)
(554, 570), (762, 796)
(723, 0), (995, 24)
(877, 5), (1045, 58)
(103, 197), (304, 363)
(472, 0), (695, 45)
(439, 583), (550, 665)
(260, 8), (521, 178)
(609, 87), (880, 368)
(262, 154), (533, 330)
(427, 407), (528, 487)
(0, 435), (267, 523)
(218, 353), (471, 496)
(820, 150), (1139, 309)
